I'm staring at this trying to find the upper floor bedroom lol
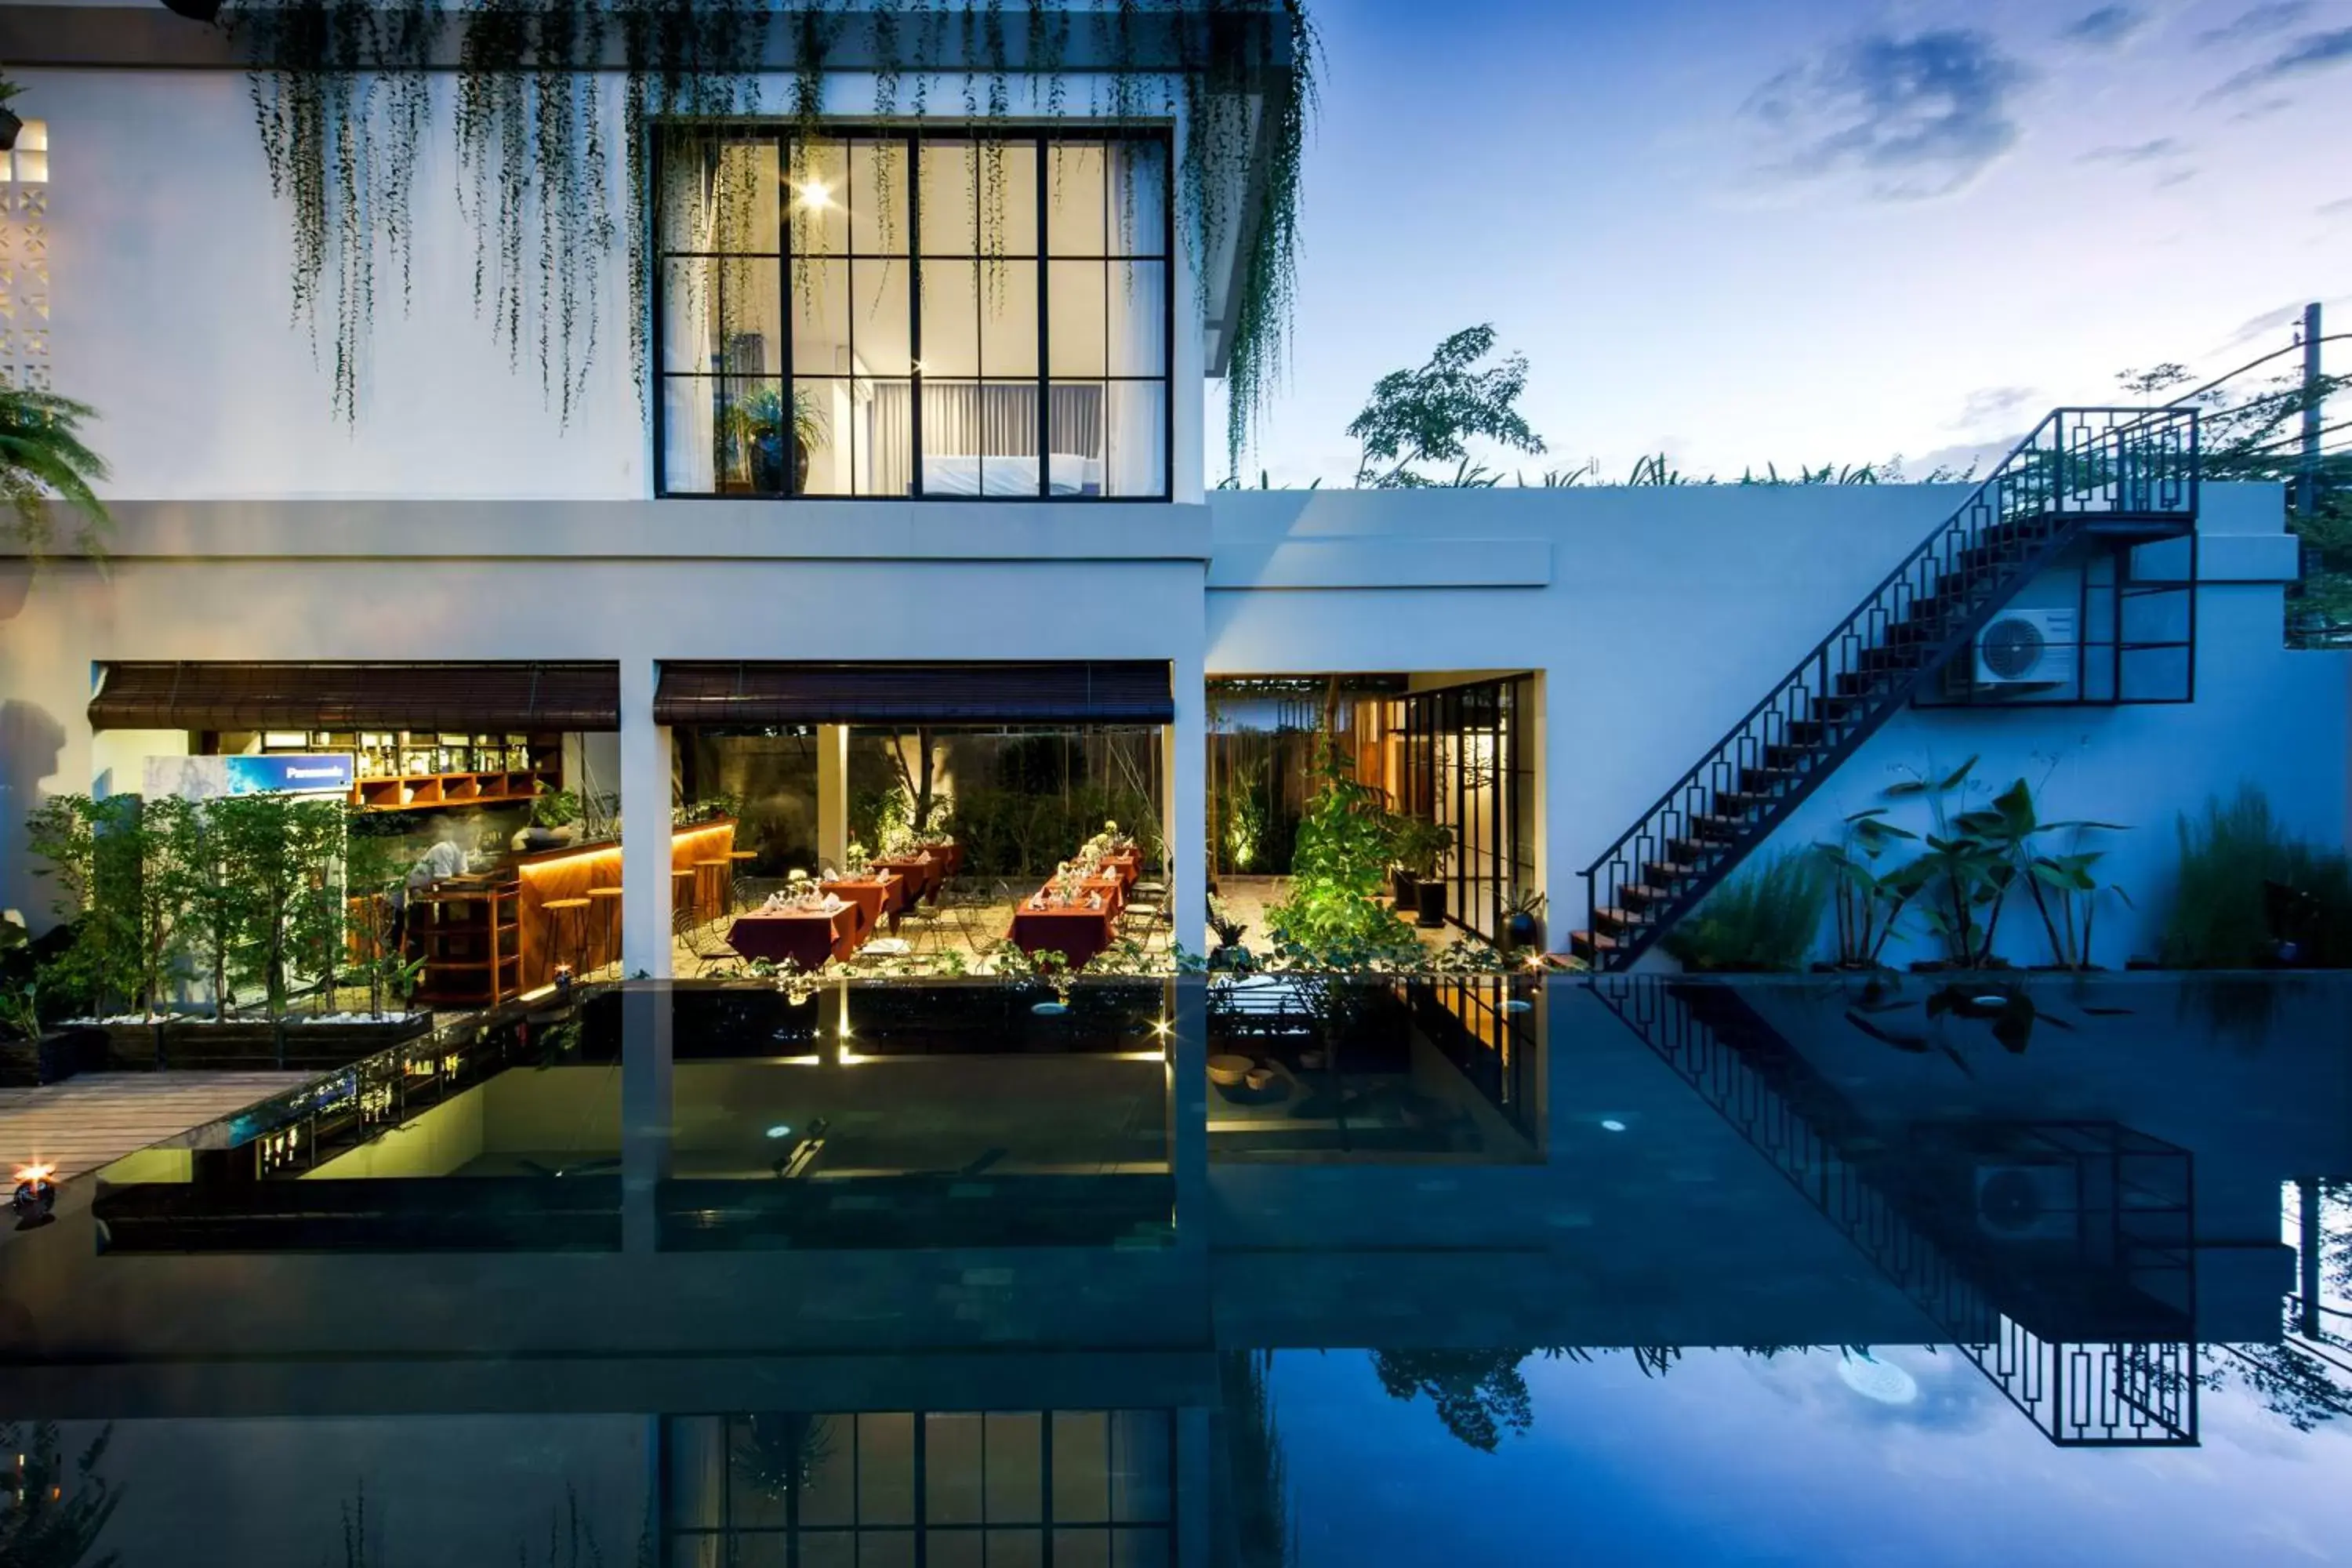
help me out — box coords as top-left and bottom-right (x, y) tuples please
(0, 0), (1308, 504)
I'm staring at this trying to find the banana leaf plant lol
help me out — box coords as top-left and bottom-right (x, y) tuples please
(1813, 808), (1924, 967)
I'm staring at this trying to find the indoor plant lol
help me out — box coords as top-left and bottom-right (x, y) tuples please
(724, 387), (826, 495)
(1501, 888), (1546, 955)
(520, 786), (582, 849)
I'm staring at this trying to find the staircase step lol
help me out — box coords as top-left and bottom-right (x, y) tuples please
(1690, 813), (1743, 842)
(1619, 883), (1671, 909)
(1569, 930), (1617, 961)
(1762, 746), (1809, 771)
(1644, 858), (1698, 884)
(1665, 837), (1713, 862)
(1716, 789), (1770, 813)
(1592, 906), (1644, 934)
(1738, 765), (1799, 794)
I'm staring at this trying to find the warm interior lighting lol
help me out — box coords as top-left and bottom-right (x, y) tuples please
(796, 179), (833, 210)
(13, 1163), (54, 1186)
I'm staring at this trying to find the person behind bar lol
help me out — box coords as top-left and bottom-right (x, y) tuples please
(391, 837), (468, 953)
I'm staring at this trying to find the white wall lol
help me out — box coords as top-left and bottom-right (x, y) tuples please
(36, 66), (1211, 503)
(1204, 481), (2348, 965)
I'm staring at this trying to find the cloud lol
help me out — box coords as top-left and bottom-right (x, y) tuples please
(2196, 2), (2310, 48)
(2077, 136), (2186, 163)
(1745, 30), (2031, 200)
(2230, 95), (2296, 120)
(2207, 25), (2352, 95)
(2320, 196), (2352, 218)
(2060, 5), (2151, 48)
(2219, 299), (2317, 349)
(2154, 168), (2199, 188)
(1951, 385), (2035, 428)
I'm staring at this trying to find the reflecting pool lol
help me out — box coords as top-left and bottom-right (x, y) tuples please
(3, 973), (2350, 1565)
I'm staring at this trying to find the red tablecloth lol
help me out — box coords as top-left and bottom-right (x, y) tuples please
(1102, 851), (1142, 889)
(728, 905), (862, 969)
(1008, 900), (1116, 968)
(822, 873), (906, 933)
(1082, 875), (1127, 916)
(872, 854), (942, 906)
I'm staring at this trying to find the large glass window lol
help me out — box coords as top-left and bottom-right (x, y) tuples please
(659, 129), (1172, 500)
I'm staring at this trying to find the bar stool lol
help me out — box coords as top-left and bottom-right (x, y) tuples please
(727, 849), (758, 913)
(586, 885), (624, 975)
(694, 858), (732, 924)
(543, 897), (592, 985)
(672, 867), (696, 925)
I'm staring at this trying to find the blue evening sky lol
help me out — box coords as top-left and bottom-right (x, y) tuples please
(1215, 0), (2352, 486)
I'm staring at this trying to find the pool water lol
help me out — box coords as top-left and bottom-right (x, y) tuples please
(2, 973), (2348, 1566)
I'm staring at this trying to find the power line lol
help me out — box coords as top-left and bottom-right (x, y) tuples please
(2160, 331), (2352, 408)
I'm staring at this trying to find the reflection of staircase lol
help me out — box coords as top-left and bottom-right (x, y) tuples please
(1592, 976), (2201, 1446)
(1573, 408), (2199, 968)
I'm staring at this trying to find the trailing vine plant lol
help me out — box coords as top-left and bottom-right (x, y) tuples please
(223, 0), (1316, 472)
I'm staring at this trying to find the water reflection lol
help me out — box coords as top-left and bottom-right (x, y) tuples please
(4, 975), (2352, 1562)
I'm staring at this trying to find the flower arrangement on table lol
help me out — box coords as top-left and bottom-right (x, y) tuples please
(1078, 818), (1134, 868)
(1048, 861), (1093, 907)
(843, 840), (873, 877)
(880, 821), (917, 858)
(761, 869), (843, 913)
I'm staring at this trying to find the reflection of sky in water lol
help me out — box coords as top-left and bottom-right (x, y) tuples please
(1277, 1345), (2352, 1566)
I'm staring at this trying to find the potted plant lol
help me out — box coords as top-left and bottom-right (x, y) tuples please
(1392, 817), (1454, 929)
(1207, 894), (1251, 971)
(724, 387), (825, 495)
(1501, 888), (1546, 955)
(517, 787), (582, 849)
(0, 78), (23, 154)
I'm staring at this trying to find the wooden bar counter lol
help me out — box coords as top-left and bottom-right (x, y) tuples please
(498, 818), (737, 990)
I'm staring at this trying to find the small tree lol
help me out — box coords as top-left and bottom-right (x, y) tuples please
(0, 1421), (122, 1566)
(342, 809), (417, 1018)
(212, 793), (349, 1022)
(127, 795), (199, 1018)
(21, 793), (142, 1018)
(1346, 324), (1546, 488)
(170, 798), (249, 1022)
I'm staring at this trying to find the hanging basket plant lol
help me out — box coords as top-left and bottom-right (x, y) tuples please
(218, 0), (1315, 473)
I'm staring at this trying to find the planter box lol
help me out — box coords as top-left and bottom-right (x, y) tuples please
(96, 1016), (432, 1073)
(0, 1026), (110, 1087)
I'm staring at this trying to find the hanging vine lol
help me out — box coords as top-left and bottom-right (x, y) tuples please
(227, 0), (1316, 470)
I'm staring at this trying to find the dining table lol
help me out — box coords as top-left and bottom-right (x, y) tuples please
(1007, 891), (1118, 969)
(871, 852), (943, 907)
(728, 900), (866, 970)
(821, 871), (906, 934)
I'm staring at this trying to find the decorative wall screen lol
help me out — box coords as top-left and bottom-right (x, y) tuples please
(0, 119), (50, 394)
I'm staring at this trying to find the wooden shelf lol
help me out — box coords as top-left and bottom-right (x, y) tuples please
(351, 768), (561, 813)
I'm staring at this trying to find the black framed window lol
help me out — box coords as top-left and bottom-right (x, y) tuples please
(1396, 675), (1537, 945)
(1916, 536), (2197, 708)
(657, 128), (1173, 501)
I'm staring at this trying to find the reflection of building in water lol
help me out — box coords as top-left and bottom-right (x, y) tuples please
(665, 1411), (1174, 1568)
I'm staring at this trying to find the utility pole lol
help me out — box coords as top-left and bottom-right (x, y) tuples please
(2300, 300), (2323, 521)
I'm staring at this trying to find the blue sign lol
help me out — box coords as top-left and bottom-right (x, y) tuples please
(223, 753), (355, 796)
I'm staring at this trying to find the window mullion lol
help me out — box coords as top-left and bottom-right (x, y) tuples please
(1036, 133), (1050, 499)
(909, 130), (924, 499)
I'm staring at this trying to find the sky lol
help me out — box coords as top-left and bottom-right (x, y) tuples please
(1212, 0), (2352, 487)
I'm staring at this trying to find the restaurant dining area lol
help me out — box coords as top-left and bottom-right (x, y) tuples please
(655, 659), (1179, 980)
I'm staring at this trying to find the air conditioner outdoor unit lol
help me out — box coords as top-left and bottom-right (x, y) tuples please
(1973, 1160), (2081, 1243)
(1973, 607), (2078, 688)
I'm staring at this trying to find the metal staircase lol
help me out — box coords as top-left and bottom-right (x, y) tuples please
(1591, 975), (2201, 1446)
(1573, 407), (2200, 969)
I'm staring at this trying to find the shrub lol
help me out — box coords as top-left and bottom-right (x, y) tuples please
(1662, 851), (1829, 973)
(2161, 787), (2352, 967)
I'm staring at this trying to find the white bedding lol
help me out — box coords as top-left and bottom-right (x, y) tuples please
(920, 453), (1103, 496)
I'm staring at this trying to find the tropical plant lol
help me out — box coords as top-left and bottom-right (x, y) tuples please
(2162, 786), (2352, 967)
(1264, 735), (1414, 955)
(1661, 850), (1829, 972)
(343, 811), (419, 1018)
(0, 387), (112, 559)
(1388, 814), (1451, 880)
(1813, 808), (1924, 967)
(1346, 324), (1545, 488)
(530, 786), (583, 829)
(170, 797), (249, 1022)
(0, 972), (41, 1042)
(721, 386), (825, 492)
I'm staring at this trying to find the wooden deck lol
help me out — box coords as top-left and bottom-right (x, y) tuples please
(0, 1073), (314, 1181)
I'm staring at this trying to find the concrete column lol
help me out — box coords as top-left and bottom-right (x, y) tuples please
(619, 657), (673, 978)
(817, 722), (849, 872)
(1169, 653), (1207, 955)
(1171, 974), (1208, 1250)
(619, 981), (673, 1254)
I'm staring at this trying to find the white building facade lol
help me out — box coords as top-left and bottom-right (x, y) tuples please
(1, 0), (2345, 975)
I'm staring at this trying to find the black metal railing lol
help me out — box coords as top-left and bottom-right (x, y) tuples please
(1589, 976), (2200, 1446)
(1580, 407), (2199, 967)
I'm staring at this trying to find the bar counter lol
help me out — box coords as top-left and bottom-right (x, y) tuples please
(426, 818), (738, 995)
